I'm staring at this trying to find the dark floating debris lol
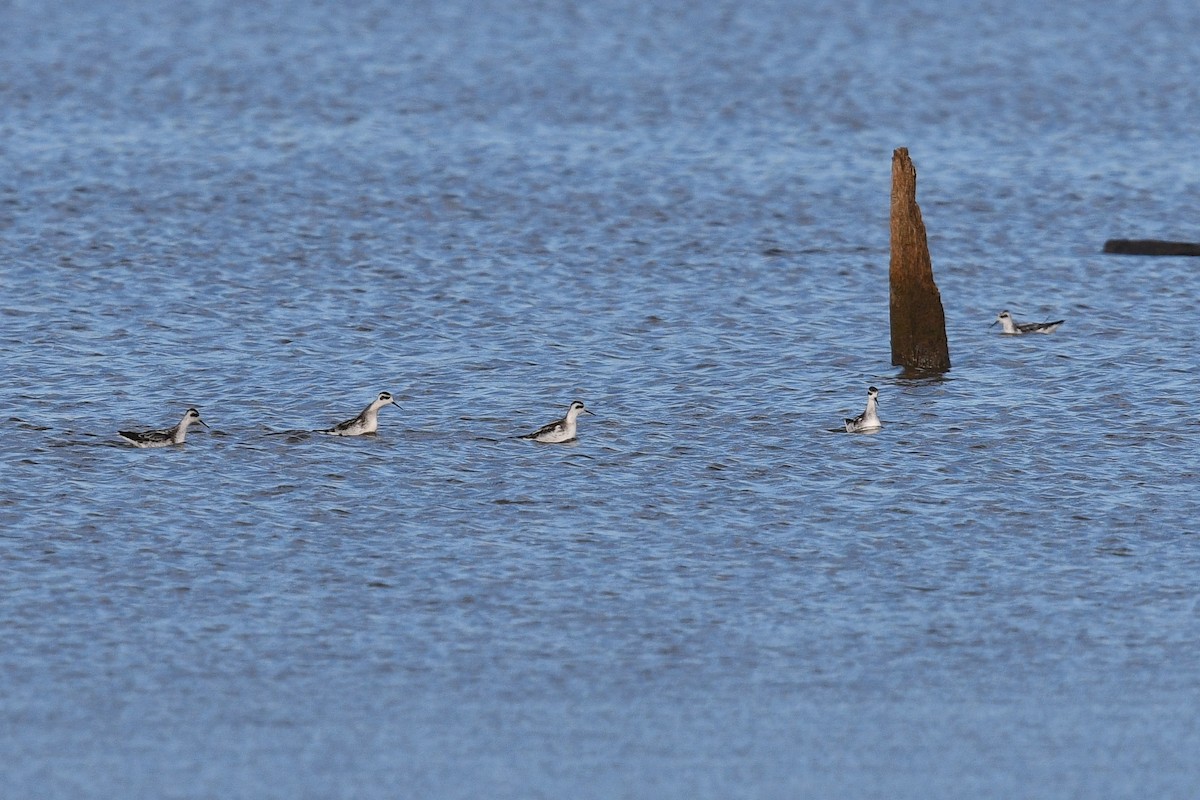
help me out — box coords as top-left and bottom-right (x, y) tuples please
(1103, 239), (1200, 256)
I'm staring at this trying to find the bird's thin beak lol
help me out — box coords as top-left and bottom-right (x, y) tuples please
(989, 319), (999, 327)
(583, 409), (596, 416)
(198, 418), (210, 428)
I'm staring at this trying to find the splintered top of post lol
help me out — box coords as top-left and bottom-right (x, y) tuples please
(892, 148), (915, 191)
(889, 147), (930, 281)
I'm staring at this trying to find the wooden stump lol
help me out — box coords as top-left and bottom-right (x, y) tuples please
(889, 148), (951, 372)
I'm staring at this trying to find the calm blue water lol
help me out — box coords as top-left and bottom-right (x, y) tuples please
(3, 1), (1200, 797)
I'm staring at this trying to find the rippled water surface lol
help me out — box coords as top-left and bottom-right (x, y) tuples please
(3, 1), (1200, 797)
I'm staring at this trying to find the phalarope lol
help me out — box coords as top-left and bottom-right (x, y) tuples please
(318, 391), (401, 436)
(991, 310), (1063, 335)
(844, 386), (882, 433)
(119, 408), (209, 448)
(518, 400), (595, 443)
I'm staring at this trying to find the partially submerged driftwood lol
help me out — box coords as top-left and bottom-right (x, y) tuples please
(889, 148), (951, 372)
(1103, 239), (1200, 256)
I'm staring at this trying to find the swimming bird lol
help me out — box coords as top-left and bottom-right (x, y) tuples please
(518, 400), (595, 443)
(844, 386), (882, 433)
(119, 408), (209, 448)
(990, 310), (1064, 335)
(318, 391), (401, 436)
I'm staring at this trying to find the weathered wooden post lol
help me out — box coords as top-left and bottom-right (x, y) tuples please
(889, 147), (951, 372)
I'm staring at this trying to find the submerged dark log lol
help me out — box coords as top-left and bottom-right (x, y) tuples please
(889, 148), (950, 372)
(1103, 239), (1200, 256)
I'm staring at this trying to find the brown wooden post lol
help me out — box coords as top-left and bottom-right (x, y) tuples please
(889, 148), (951, 372)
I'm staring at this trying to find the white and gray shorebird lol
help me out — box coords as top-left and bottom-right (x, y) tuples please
(317, 391), (401, 436)
(118, 407), (209, 448)
(518, 400), (595, 443)
(844, 386), (882, 433)
(991, 310), (1064, 335)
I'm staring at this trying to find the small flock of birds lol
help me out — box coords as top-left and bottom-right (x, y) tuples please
(117, 310), (1062, 447)
(116, 394), (594, 448)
